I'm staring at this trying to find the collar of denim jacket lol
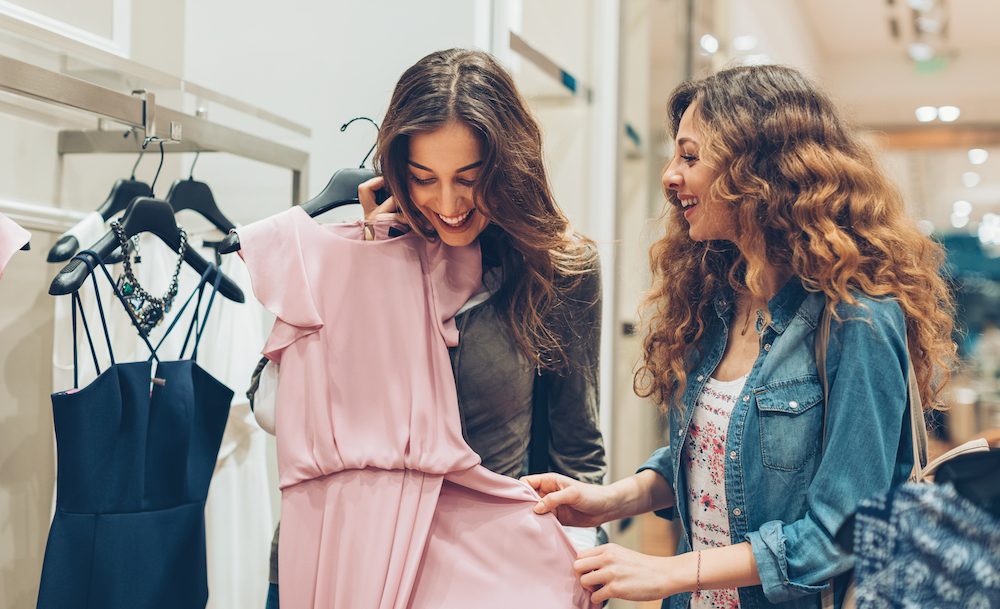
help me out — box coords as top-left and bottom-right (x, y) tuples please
(712, 285), (735, 319)
(764, 276), (810, 334)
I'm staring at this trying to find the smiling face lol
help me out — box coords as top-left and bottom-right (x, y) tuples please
(406, 120), (491, 247)
(662, 104), (737, 242)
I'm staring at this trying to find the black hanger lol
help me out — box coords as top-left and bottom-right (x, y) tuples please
(48, 134), (153, 263)
(47, 179), (153, 262)
(217, 167), (389, 254)
(165, 153), (236, 234)
(49, 196), (244, 303)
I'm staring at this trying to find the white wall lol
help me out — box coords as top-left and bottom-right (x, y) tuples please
(181, 0), (485, 225)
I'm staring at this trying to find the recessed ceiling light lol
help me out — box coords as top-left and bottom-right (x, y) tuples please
(968, 149), (989, 165)
(700, 34), (719, 54)
(915, 106), (938, 122)
(938, 106), (961, 122)
(907, 0), (936, 11)
(953, 200), (972, 216)
(980, 215), (1000, 244)
(733, 35), (757, 52)
(915, 16), (942, 34)
(908, 42), (935, 62)
(962, 172), (981, 188)
(951, 213), (969, 229)
(739, 54), (773, 66)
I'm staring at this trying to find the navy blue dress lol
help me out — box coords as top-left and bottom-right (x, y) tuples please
(38, 250), (233, 609)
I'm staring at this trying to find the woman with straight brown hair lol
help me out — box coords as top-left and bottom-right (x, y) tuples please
(263, 47), (606, 607)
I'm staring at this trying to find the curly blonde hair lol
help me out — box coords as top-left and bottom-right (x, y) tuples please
(634, 64), (956, 411)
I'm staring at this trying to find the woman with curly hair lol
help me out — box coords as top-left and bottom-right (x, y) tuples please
(524, 64), (955, 609)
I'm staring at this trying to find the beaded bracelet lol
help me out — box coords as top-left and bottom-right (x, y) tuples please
(695, 550), (702, 594)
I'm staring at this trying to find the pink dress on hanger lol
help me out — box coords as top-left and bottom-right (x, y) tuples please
(237, 207), (595, 609)
(0, 212), (30, 279)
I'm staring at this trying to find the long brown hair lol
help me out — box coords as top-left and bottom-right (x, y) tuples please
(634, 64), (956, 411)
(375, 48), (596, 371)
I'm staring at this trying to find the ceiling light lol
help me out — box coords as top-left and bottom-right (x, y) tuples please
(951, 213), (969, 229)
(907, 0), (935, 11)
(700, 34), (719, 54)
(915, 106), (938, 122)
(980, 216), (1000, 245)
(962, 172), (981, 188)
(915, 16), (942, 34)
(968, 149), (989, 165)
(908, 42), (935, 62)
(938, 105), (961, 122)
(953, 200), (972, 216)
(739, 54), (773, 66)
(733, 35), (757, 52)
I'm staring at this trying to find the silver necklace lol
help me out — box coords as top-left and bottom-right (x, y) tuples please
(111, 220), (188, 337)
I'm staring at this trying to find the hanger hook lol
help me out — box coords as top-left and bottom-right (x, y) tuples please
(147, 139), (166, 194)
(340, 116), (381, 168)
(124, 129), (145, 180)
(189, 151), (201, 179)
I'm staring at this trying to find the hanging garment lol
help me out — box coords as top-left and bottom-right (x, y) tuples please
(51, 217), (274, 608)
(236, 207), (596, 609)
(53, 212), (116, 391)
(125, 232), (273, 609)
(853, 481), (1000, 609)
(0, 212), (30, 279)
(37, 251), (232, 609)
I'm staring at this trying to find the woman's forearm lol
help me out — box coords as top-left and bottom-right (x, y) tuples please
(605, 470), (676, 522)
(664, 542), (761, 596)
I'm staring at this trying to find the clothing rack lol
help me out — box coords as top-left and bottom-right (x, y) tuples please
(0, 54), (309, 203)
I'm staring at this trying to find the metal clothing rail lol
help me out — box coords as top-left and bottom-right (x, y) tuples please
(0, 54), (309, 203)
(508, 31), (593, 103)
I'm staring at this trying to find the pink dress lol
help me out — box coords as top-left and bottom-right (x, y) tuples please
(0, 213), (30, 279)
(237, 207), (595, 609)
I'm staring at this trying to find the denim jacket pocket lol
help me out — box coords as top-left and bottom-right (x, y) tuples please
(755, 376), (824, 471)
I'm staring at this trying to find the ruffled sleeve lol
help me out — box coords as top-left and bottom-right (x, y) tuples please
(423, 240), (482, 347)
(236, 207), (324, 361)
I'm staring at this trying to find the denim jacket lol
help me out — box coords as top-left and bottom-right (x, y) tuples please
(638, 277), (917, 609)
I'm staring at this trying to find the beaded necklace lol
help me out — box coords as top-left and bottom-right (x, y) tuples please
(111, 220), (188, 337)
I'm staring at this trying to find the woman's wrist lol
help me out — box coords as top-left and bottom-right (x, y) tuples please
(603, 471), (661, 521)
(663, 551), (699, 597)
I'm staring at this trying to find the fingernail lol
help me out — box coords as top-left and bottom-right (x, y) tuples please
(533, 502), (546, 514)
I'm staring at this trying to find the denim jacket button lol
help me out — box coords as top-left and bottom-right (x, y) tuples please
(697, 374), (705, 382)
(789, 400), (799, 409)
(743, 395), (750, 402)
(730, 451), (737, 460)
(733, 508), (742, 516)
(763, 343), (771, 352)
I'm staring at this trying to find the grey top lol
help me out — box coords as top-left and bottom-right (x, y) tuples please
(449, 259), (606, 484)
